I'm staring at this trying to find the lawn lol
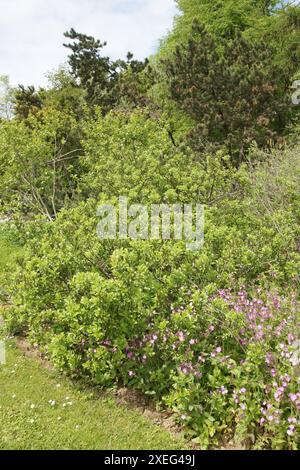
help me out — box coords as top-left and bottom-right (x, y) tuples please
(0, 345), (187, 450)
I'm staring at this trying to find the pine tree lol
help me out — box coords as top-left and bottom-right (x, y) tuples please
(163, 21), (290, 164)
(14, 85), (44, 120)
(63, 29), (149, 112)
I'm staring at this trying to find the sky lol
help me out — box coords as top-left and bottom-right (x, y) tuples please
(0, 0), (177, 88)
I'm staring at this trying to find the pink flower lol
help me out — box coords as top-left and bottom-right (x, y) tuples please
(289, 393), (298, 402)
(288, 333), (294, 345)
(287, 425), (295, 436)
(178, 331), (185, 342)
(274, 392), (281, 402)
(265, 352), (273, 365)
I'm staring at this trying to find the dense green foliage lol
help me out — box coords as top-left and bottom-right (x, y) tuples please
(1, 0), (300, 450)
(0, 106), (84, 218)
(160, 0), (300, 80)
(3, 139), (300, 449)
(163, 22), (290, 163)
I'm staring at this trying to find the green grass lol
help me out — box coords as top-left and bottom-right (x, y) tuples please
(0, 346), (187, 450)
(0, 229), (187, 450)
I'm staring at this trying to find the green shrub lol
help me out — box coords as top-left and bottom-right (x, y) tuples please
(3, 119), (300, 449)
